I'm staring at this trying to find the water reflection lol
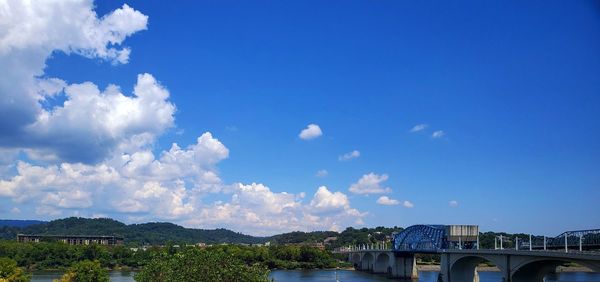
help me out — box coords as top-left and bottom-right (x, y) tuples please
(29, 269), (600, 281)
(268, 269), (600, 282)
(31, 271), (135, 282)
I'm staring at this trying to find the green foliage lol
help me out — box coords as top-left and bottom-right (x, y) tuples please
(134, 248), (269, 282)
(270, 226), (404, 250)
(0, 240), (161, 271)
(54, 260), (108, 282)
(0, 257), (29, 282)
(0, 217), (263, 246)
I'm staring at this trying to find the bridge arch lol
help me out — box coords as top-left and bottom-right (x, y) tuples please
(511, 257), (600, 282)
(449, 255), (506, 282)
(350, 253), (361, 269)
(393, 225), (446, 251)
(511, 258), (565, 282)
(374, 252), (391, 274)
(361, 252), (374, 272)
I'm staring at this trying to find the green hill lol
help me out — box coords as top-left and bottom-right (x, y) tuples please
(0, 217), (406, 248)
(1, 217), (264, 246)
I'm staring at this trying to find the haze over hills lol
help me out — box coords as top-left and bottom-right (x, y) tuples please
(0, 217), (541, 251)
(0, 219), (46, 228)
(0, 217), (264, 245)
(0, 217), (403, 247)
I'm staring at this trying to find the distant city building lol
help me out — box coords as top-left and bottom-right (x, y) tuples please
(323, 236), (338, 244)
(16, 234), (124, 246)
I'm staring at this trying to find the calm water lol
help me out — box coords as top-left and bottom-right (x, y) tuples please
(268, 270), (600, 282)
(30, 270), (600, 281)
(31, 271), (136, 282)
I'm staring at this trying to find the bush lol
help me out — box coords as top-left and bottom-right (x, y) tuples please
(53, 260), (108, 282)
(0, 257), (29, 282)
(135, 248), (269, 282)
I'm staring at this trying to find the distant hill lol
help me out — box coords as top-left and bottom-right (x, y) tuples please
(0, 217), (266, 246)
(0, 217), (405, 247)
(0, 219), (46, 228)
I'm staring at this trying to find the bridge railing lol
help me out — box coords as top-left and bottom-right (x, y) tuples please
(334, 228), (600, 254)
(510, 229), (600, 252)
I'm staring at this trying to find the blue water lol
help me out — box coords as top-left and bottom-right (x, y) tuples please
(29, 269), (600, 281)
(268, 269), (600, 282)
(31, 271), (135, 282)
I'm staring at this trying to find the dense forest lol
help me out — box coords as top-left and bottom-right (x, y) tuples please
(0, 217), (541, 251)
(0, 240), (343, 271)
(0, 217), (404, 247)
(0, 218), (264, 245)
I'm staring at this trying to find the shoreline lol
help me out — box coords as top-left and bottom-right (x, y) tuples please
(416, 264), (593, 273)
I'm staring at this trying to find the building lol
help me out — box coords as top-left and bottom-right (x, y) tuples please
(16, 234), (124, 246)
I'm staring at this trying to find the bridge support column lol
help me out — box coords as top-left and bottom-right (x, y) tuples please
(390, 253), (418, 279)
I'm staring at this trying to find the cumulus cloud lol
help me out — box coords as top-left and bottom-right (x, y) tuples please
(410, 124), (428, 132)
(403, 201), (414, 208)
(186, 185), (364, 235)
(298, 124), (323, 140)
(316, 169), (328, 178)
(339, 150), (360, 161)
(0, 1), (366, 236)
(376, 196), (399, 206)
(310, 186), (349, 212)
(0, 0), (154, 163)
(432, 130), (445, 138)
(449, 200), (459, 207)
(0, 130), (364, 235)
(349, 173), (392, 194)
(28, 74), (174, 163)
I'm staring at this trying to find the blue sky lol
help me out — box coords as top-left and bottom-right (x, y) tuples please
(0, 0), (599, 236)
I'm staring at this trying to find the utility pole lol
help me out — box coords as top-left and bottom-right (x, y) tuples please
(565, 233), (568, 253)
(500, 235), (503, 250)
(516, 237), (519, 251)
(579, 234), (583, 252)
(529, 234), (532, 251)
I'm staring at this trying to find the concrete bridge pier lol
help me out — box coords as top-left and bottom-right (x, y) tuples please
(390, 253), (418, 279)
(349, 251), (418, 279)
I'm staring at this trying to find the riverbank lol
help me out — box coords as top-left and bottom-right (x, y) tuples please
(416, 264), (593, 272)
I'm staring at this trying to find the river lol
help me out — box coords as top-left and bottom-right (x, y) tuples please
(30, 270), (600, 281)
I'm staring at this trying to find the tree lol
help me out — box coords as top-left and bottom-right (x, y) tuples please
(135, 248), (269, 282)
(53, 260), (108, 282)
(0, 257), (29, 282)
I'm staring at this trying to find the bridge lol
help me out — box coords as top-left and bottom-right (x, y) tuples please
(334, 225), (600, 282)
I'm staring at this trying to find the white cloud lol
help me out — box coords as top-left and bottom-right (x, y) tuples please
(186, 184), (364, 235)
(310, 186), (349, 212)
(449, 200), (459, 207)
(0, 1), (153, 163)
(403, 200), (414, 208)
(316, 169), (328, 178)
(339, 150), (360, 161)
(410, 124), (428, 132)
(0, 1), (367, 236)
(349, 173), (392, 194)
(0, 2), (147, 64)
(432, 130), (445, 138)
(26, 74), (176, 163)
(376, 196), (399, 206)
(299, 124), (323, 140)
(0, 132), (365, 235)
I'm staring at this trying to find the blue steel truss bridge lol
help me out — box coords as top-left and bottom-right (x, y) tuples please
(335, 224), (600, 282)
